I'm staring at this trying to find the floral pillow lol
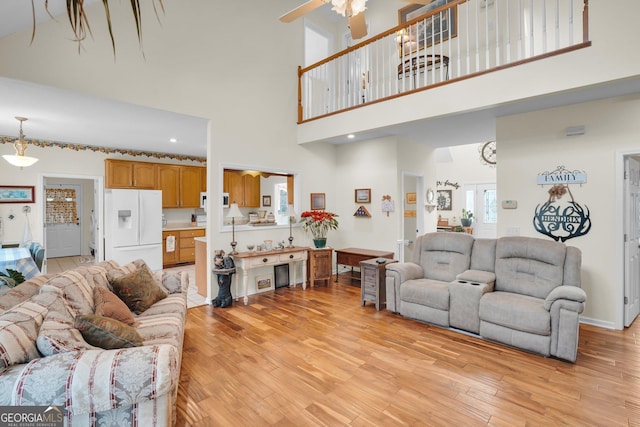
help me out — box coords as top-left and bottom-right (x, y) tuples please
(74, 314), (143, 349)
(109, 264), (168, 315)
(94, 286), (135, 325)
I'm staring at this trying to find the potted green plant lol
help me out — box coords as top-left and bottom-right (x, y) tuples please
(461, 209), (473, 227)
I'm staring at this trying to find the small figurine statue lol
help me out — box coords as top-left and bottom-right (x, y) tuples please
(211, 249), (235, 308)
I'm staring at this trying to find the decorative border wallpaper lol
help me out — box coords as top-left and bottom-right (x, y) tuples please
(0, 136), (206, 164)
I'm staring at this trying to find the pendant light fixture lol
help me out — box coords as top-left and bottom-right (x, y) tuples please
(3, 117), (39, 168)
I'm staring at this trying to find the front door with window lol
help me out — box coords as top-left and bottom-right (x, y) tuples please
(462, 183), (497, 238)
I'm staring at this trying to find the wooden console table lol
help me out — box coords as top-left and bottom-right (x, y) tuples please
(231, 247), (308, 305)
(334, 247), (394, 282)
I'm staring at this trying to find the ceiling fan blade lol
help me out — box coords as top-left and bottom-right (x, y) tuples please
(279, 0), (327, 23)
(349, 12), (367, 40)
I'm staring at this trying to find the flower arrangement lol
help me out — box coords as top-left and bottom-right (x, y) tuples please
(299, 210), (339, 239)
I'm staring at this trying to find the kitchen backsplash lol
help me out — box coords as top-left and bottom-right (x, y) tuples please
(163, 208), (205, 225)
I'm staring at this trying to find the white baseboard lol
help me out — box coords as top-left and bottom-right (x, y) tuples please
(580, 316), (617, 330)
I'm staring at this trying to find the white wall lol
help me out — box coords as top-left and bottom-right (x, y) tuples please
(436, 143), (497, 222)
(497, 93), (640, 328)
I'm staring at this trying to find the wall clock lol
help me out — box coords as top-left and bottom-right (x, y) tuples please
(481, 141), (497, 165)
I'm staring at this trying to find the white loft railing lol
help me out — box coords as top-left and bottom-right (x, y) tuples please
(297, 0), (590, 123)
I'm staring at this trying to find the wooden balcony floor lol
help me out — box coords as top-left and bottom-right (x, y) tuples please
(177, 278), (640, 426)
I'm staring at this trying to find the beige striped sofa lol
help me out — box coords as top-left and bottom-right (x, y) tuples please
(0, 259), (188, 426)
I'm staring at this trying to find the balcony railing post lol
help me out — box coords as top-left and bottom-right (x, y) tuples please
(297, 65), (303, 124)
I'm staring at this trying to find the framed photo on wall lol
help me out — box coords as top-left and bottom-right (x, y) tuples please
(437, 189), (452, 211)
(398, 0), (458, 56)
(0, 186), (35, 203)
(262, 195), (271, 207)
(355, 188), (371, 203)
(310, 193), (326, 210)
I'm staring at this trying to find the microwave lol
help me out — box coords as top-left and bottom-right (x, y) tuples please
(222, 192), (229, 208)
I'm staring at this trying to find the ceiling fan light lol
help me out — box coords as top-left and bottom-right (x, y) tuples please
(330, 0), (348, 16)
(350, 0), (367, 16)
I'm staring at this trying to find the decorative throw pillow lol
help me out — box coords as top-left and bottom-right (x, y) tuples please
(153, 270), (185, 294)
(74, 314), (143, 349)
(110, 265), (168, 314)
(94, 286), (135, 325)
(0, 292), (57, 368)
(36, 295), (97, 356)
(106, 259), (148, 283)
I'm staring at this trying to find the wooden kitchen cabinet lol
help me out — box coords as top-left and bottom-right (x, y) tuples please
(308, 248), (333, 287)
(225, 170), (260, 208)
(162, 231), (180, 266)
(163, 228), (205, 267)
(105, 159), (156, 189)
(157, 165), (204, 208)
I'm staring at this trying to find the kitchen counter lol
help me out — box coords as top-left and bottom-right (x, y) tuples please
(163, 222), (206, 231)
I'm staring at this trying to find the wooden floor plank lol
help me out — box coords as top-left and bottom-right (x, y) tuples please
(176, 279), (640, 426)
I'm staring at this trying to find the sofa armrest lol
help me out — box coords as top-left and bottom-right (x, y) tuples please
(385, 262), (424, 283)
(385, 263), (424, 313)
(544, 285), (587, 311)
(9, 344), (179, 416)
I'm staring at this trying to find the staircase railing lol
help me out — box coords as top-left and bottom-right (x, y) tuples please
(298, 0), (590, 123)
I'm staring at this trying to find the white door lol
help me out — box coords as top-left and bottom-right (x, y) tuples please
(45, 184), (82, 258)
(462, 183), (497, 238)
(624, 157), (640, 326)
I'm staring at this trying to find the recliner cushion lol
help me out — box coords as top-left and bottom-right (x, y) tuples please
(418, 233), (474, 282)
(400, 279), (450, 311)
(495, 237), (566, 299)
(479, 291), (550, 336)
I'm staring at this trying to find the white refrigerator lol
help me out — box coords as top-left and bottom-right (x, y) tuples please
(104, 189), (163, 271)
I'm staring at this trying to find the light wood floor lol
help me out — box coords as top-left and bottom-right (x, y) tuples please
(177, 278), (640, 427)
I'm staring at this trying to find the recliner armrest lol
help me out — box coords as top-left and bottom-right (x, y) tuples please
(544, 285), (587, 311)
(385, 262), (424, 283)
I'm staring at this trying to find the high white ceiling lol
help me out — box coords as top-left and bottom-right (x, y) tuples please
(0, 0), (208, 158)
(1, 1), (640, 157)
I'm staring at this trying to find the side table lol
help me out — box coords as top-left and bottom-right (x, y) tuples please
(308, 248), (333, 287)
(360, 258), (397, 310)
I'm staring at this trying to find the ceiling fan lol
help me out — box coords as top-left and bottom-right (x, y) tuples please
(279, 0), (369, 40)
(279, 0), (438, 40)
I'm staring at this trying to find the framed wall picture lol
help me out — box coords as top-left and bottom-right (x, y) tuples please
(0, 186), (35, 203)
(437, 189), (452, 211)
(406, 192), (416, 204)
(262, 195), (271, 207)
(398, 0), (457, 56)
(355, 188), (371, 203)
(310, 193), (326, 210)
(256, 273), (273, 291)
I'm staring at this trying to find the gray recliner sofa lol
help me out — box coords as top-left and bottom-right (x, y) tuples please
(385, 233), (586, 362)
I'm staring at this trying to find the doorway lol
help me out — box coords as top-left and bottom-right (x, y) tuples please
(39, 173), (104, 271)
(401, 173), (424, 262)
(461, 183), (497, 238)
(624, 156), (640, 327)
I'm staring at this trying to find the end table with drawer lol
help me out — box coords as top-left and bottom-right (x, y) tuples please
(360, 258), (397, 310)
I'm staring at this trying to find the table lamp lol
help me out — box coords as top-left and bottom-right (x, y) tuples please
(287, 204), (297, 248)
(226, 203), (245, 254)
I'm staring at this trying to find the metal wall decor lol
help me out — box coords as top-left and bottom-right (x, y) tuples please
(533, 166), (591, 242)
(437, 189), (452, 210)
(479, 141), (496, 166)
(436, 180), (459, 189)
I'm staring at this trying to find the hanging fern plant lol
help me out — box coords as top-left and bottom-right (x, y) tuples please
(0, 269), (26, 288)
(32, 0), (164, 54)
